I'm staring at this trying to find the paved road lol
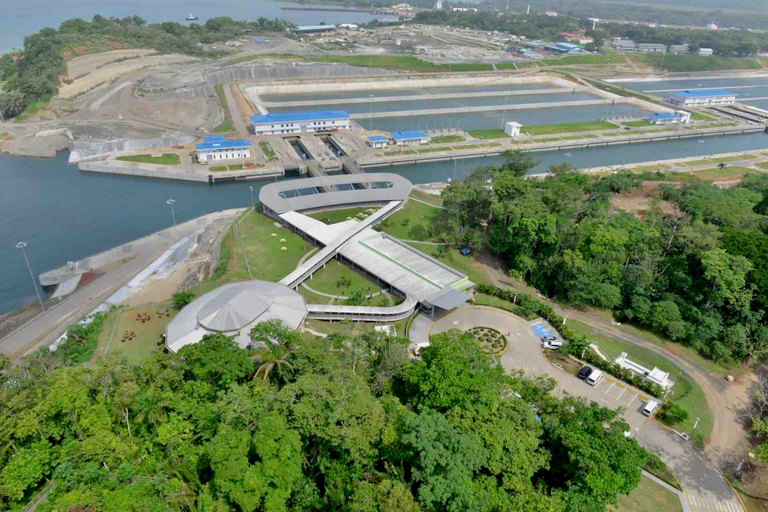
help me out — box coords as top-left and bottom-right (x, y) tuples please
(222, 83), (249, 138)
(427, 307), (745, 512)
(0, 210), (241, 359)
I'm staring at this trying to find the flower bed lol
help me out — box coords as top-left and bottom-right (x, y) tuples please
(468, 326), (507, 355)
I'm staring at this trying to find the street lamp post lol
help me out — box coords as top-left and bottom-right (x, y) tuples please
(369, 94), (374, 131)
(166, 199), (178, 240)
(16, 242), (45, 312)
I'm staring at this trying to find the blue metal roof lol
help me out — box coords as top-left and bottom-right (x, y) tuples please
(671, 90), (735, 98)
(296, 25), (336, 31)
(196, 135), (251, 151)
(556, 42), (582, 49)
(250, 110), (350, 124)
(391, 130), (429, 140)
(367, 135), (389, 142)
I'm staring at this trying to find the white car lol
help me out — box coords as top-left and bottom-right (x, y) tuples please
(542, 339), (563, 350)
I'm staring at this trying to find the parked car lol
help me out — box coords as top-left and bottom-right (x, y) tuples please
(642, 400), (659, 417)
(577, 366), (593, 380)
(586, 369), (605, 386)
(542, 339), (563, 350)
(540, 335), (557, 342)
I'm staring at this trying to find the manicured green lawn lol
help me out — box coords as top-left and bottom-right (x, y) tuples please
(307, 54), (492, 72)
(690, 111), (717, 122)
(430, 135), (465, 144)
(116, 153), (181, 165)
(305, 259), (382, 297)
(408, 243), (487, 285)
(675, 155), (756, 167)
(259, 141), (276, 160)
(567, 320), (713, 440)
(306, 317), (408, 337)
(625, 120), (652, 127)
(378, 198), (440, 241)
(96, 306), (177, 362)
(210, 165), (227, 171)
(308, 207), (378, 224)
(627, 53), (760, 72)
(540, 54), (616, 66)
(608, 474), (683, 512)
(409, 190), (444, 206)
(526, 121), (618, 136)
(631, 164), (669, 173)
(691, 166), (759, 181)
(473, 293), (537, 320)
(211, 120), (233, 133)
(297, 285), (331, 305)
(210, 164), (245, 171)
(468, 129), (511, 140)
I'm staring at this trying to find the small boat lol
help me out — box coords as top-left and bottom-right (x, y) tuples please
(185, 14), (198, 21)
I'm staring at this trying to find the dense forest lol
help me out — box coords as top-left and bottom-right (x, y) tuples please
(439, 152), (768, 364)
(0, 321), (648, 511)
(411, 10), (768, 56)
(0, 16), (293, 119)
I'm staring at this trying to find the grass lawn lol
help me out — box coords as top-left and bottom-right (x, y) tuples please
(305, 259), (382, 297)
(676, 155), (756, 167)
(567, 319), (713, 440)
(608, 474), (683, 512)
(631, 164), (670, 173)
(540, 54), (616, 66)
(473, 294), (539, 320)
(691, 166), (759, 181)
(116, 153), (181, 165)
(430, 134), (465, 144)
(259, 141), (276, 160)
(211, 120), (233, 133)
(210, 164), (245, 171)
(306, 317), (408, 338)
(468, 129), (510, 140)
(691, 111), (717, 122)
(408, 243), (487, 285)
(306, 54), (492, 72)
(526, 120), (618, 136)
(409, 189), (444, 206)
(756, 162), (768, 170)
(378, 198), (440, 241)
(308, 207), (378, 224)
(627, 53), (761, 72)
(96, 306), (177, 362)
(625, 120), (653, 127)
(297, 285), (332, 305)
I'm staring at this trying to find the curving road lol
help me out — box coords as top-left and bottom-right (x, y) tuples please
(421, 306), (745, 512)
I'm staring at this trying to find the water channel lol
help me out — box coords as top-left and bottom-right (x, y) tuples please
(3, 130), (768, 315)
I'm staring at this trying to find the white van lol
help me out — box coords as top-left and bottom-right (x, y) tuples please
(642, 400), (659, 417)
(586, 369), (604, 386)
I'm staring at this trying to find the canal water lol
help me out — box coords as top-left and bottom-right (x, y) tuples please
(616, 76), (768, 104)
(2, 130), (768, 315)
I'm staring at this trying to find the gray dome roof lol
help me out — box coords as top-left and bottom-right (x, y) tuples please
(197, 287), (272, 332)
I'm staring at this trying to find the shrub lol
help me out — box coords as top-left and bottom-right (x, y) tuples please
(658, 403), (689, 424)
(173, 290), (195, 310)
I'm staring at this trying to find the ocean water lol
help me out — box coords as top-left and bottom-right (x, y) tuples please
(0, 0), (397, 53)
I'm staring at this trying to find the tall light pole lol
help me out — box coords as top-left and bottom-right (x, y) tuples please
(166, 199), (178, 240)
(369, 94), (374, 131)
(16, 242), (45, 312)
(249, 186), (255, 209)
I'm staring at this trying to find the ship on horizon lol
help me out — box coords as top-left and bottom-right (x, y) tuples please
(185, 13), (198, 21)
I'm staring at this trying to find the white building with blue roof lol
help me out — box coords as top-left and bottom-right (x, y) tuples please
(195, 135), (252, 164)
(647, 111), (691, 125)
(249, 110), (350, 135)
(668, 90), (736, 107)
(367, 135), (390, 148)
(390, 130), (430, 145)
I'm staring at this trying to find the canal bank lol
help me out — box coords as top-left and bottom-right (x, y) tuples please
(3, 129), (768, 315)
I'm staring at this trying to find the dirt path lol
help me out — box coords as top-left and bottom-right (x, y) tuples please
(477, 255), (751, 468)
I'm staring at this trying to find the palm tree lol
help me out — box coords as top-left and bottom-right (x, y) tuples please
(253, 340), (293, 381)
(132, 392), (169, 426)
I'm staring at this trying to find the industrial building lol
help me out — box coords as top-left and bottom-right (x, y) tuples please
(545, 42), (583, 53)
(669, 44), (689, 55)
(296, 25), (336, 34)
(668, 90), (736, 107)
(636, 43), (667, 53)
(367, 135), (390, 148)
(390, 130), (430, 145)
(611, 39), (635, 52)
(249, 110), (351, 135)
(195, 135), (252, 163)
(699, 48), (714, 57)
(647, 111), (691, 125)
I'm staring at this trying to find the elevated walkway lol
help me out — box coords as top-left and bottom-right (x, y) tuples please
(279, 201), (402, 290)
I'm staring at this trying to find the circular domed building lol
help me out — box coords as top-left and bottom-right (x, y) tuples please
(165, 281), (308, 353)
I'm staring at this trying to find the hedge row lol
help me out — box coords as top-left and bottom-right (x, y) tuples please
(475, 284), (664, 398)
